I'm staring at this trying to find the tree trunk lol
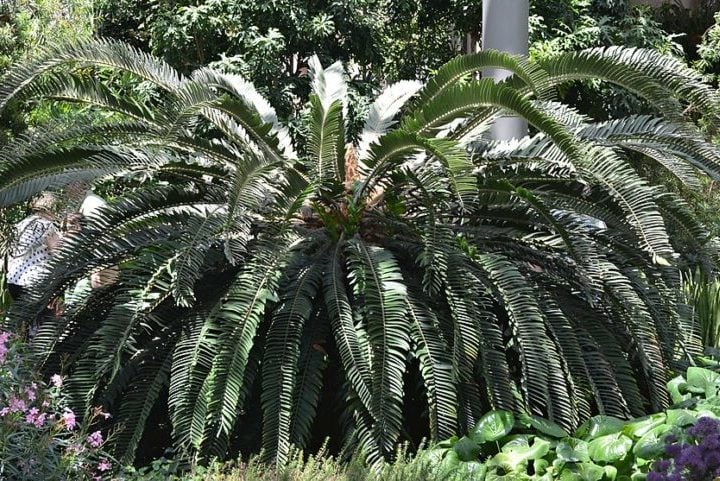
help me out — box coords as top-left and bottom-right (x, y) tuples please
(482, 0), (529, 140)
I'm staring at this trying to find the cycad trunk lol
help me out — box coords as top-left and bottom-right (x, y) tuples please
(482, 0), (529, 140)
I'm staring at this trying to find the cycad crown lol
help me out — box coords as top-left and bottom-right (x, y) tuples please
(0, 40), (718, 465)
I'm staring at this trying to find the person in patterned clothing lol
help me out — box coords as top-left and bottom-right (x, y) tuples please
(6, 192), (60, 301)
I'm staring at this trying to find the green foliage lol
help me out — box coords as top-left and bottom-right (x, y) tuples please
(95, 0), (482, 120)
(683, 270), (720, 349)
(118, 449), (448, 481)
(0, 40), (718, 467)
(421, 366), (720, 480)
(0, 0), (93, 71)
(531, 0), (684, 120)
(93, 0), (696, 123)
(120, 365), (720, 480)
(0, 0), (93, 144)
(0, 329), (114, 480)
(531, 1), (681, 59)
(695, 10), (720, 86)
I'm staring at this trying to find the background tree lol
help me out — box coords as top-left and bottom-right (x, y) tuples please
(0, 0), (93, 142)
(93, 0), (699, 122)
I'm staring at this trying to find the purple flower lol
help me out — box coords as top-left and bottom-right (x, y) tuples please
(25, 408), (46, 428)
(688, 417), (719, 438)
(653, 417), (720, 481)
(86, 430), (103, 448)
(647, 472), (663, 481)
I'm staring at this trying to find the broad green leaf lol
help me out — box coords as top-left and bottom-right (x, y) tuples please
(422, 448), (448, 465)
(557, 438), (591, 463)
(665, 409), (698, 427)
(500, 436), (551, 462)
(460, 461), (487, 479)
(686, 367), (720, 398)
(622, 413), (666, 438)
(534, 458), (550, 476)
(470, 410), (515, 443)
(453, 436), (482, 461)
(437, 435), (459, 448)
(633, 424), (674, 460)
(575, 416), (626, 441)
(487, 452), (530, 473)
(519, 413), (569, 438)
(439, 449), (461, 473)
(603, 465), (618, 481)
(559, 462), (604, 481)
(667, 375), (691, 404)
(587, 433), (633, 463)
(486, 471), (535, 481)
(693, 406), (720, 419)
(485, 471), (532, 481)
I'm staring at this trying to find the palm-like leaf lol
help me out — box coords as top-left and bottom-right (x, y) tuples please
(0, 40), (716, 465)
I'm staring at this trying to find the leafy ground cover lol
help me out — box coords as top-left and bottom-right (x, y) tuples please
(116, 365), (720, 480)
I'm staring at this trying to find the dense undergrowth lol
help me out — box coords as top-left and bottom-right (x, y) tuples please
(6, 321), (720, 481)
(0, 329), (113, 480)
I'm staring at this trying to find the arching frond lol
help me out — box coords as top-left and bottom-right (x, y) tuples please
(357, 80), (423, 160)
(2, 42), (717, 467)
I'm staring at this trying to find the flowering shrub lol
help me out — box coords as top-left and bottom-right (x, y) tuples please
(0, 329), (114, 480)
(648, 416), (720, 481)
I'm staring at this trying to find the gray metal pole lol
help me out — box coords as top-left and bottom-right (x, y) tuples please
(482, 0), (529, 140)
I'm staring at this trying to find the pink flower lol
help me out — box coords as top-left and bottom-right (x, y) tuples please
(25, 407), (39, 425)
(0, 407), (10, 416)
(34, 413), (46, 428)
(62, 409), (76, 430)
(87, 430), (104, 448)
(8, 396), (26, 413)
(25, 408), (46, 428)
(97, 459), (111, 472)
(0, 331), (9, 363)
(25, 383), (37, 401)
(50, 374), (63, 388)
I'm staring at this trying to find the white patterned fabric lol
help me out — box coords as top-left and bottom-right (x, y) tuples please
(7, 215), (57, 287)
(79, 191), (107, 217)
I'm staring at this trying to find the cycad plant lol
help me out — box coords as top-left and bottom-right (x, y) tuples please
(683, 270), (720, 348)
(0, 40), (719, 465)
